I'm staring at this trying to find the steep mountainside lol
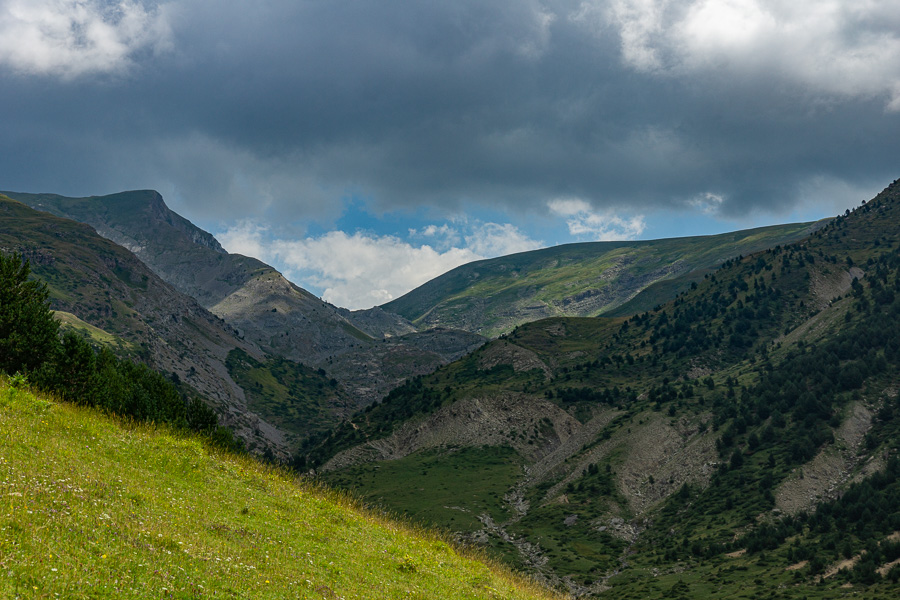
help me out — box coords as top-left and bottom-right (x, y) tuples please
(0, 380), (560, 600)
(2, 190), (372, 346)
(382, 221), (826, 337)
(306, 180), (900, 598)
(9, 189), (239, 305)
(0, 195), (298, 454)
(6, 190), (484, 406)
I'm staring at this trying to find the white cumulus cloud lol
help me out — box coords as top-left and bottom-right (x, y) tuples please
(216, 220), (542, 310)
(688, 192), (725, 215)
(464, 222), (544, 257)
(215, 220), (269, 260)
(593, 0), (900, 109)
(0, 0), (173, 78)
(548, 198), (646, 240)
(269, 232), (480, 309)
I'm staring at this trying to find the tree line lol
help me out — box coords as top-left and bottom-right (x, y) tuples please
(0, 252), (241, 450)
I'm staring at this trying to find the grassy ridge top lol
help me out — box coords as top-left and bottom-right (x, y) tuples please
(382, 221), (824, 337)
(0, 379), (558, 599)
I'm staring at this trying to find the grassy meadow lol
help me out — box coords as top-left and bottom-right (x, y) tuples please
(0, 378), (560, 600)
(323, 446), (523, 534)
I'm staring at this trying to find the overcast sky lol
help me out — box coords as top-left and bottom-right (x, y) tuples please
(2, 1), (898, 309)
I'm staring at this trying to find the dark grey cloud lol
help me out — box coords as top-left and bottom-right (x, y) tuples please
(1, 0), (898, 227)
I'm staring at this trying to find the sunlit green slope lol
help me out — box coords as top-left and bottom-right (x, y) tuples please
(0, 378), (559, 600)
(382, 221), (826, 337)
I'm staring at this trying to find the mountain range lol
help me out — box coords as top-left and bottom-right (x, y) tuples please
(3, 188), (818, 457)
(6, 180), (900, 598)
(0, 195), (284, 451)
(2, 190), (484, 454)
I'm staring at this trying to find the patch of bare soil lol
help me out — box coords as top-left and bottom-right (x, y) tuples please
(526, 408), (620, 487)
(774, 401), (874, 515)
(820, 533), (900, 578)
(726, 549), (747, 558)
(524, 410), (717, 522)
(775, 265), (861, 349)
(838, 402), (874, 447)
(878, 558), (900, 576)
(613, 413), (719, 514)
(321, 392), (581, 471)
(809, 265), (863, 310)
(494, 408), (622, 526)
(477, 340), (551, 379)
(786, 560), (808, 571)
(776, 296), (850, 348)
(776, 448), (847, 515)
(823, 556), (860, 579)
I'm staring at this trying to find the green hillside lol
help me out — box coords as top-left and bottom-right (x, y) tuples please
(53, 310), (137, 356)
(307, 179), (900, 597)
(226, 348), (351, 444)
(382, 221), (825, 337)
(0, 378), (559, 600)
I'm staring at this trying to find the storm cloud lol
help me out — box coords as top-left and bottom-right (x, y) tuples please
(2, 0), (898, 230)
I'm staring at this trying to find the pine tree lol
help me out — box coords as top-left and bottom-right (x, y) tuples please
(0, 252), (60, 374)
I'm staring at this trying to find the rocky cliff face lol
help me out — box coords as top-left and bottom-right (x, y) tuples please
(4, 189), (268, 307)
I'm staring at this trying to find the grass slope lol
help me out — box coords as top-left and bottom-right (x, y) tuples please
(53, 310), (137, 357)
(382, 221), (824, 337)
(0, 378), (559, 600)
(324, 446), (523, 534)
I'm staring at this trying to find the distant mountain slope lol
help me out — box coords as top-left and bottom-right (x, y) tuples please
(2, 190), (371, 352)
(306, 179), (900, 597)
(382, 221), (827, 337)
(7, 189), (236, 305)
(5, 190), (484, 407)
(0, 194), (294, 454)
